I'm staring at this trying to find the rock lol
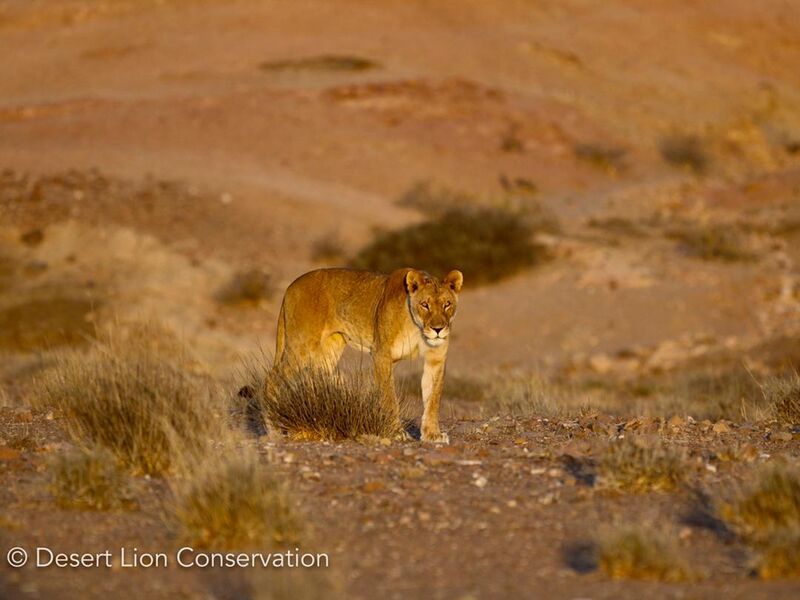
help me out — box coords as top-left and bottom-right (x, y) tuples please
(0, 447), (21, 462)
(588, 353), (614, 374)
(667, 415), (686, 428)
(362, 480), (386, 493)
(712, 422), (730, 434)
(473, 474), (488, 488)
(421, 452), (455, 466)
(20, 228), (44, 246)
(12, 408), (33, 423)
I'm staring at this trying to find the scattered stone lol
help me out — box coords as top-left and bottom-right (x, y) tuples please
(667, 415), (685, 428)
(12, 408), (33, 423)
(362, 480), (386, 493)
(473, 474), (488, 488)
(712, 422), (730, 434)
(0, 447), (21, 462)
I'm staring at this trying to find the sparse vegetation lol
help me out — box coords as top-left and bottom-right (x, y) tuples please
(761, 372), (800, 424)
(395, 180), (476, 216)
(599, 435), (687, 491)
(637, 367), (768, 422)
(172, 448), (303, 550)
(586, 216), (646, 238)
(216, 269), (274, 307)
(32, 324), (216, 475)
(259, 55), (379, 73)
(720, 462), (800, 540)
(574, 143), (627, 173)
(755, 531), (800, 579)
(667, 222), (755, 262)
(49, 446), (136, 511)
(598, 526), (697, 581)
(260, 366), (400, 441)
(659, 134), (709, 174)
(351, 206), (550, 285)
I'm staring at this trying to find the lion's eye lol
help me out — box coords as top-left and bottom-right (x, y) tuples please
(443, 301), (451, 309)
(420, 302), (429, 311)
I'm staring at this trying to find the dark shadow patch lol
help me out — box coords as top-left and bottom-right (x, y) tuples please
(682, 489), (736, 543)
(260, 55), (380, 73)
(561, 455), (597, 486)
(403, 420), (421, 441)
(563, 540), (598, 573)
(237, 385), (268, 437)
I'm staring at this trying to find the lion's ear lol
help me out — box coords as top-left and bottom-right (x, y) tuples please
(405, 269), (424, 293)
(443, 270), (463, 293)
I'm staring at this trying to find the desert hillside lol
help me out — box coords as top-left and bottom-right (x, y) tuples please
(1, 1), (799, 598)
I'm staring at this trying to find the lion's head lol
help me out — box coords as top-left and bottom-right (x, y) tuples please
(405, 269), (463, 347)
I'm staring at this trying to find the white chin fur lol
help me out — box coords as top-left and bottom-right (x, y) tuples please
(425, 337), (446, 347)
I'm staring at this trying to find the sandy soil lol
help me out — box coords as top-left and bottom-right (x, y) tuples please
(1, 1), (799, 598)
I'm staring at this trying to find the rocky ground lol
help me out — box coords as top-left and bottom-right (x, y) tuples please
(1, 0), (800, 598)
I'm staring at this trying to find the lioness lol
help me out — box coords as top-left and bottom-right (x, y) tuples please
(272, 267), (463, 443)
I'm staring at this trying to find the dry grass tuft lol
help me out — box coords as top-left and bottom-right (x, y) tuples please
(755, 531), (800, 579)
(216, 269), (274, 307)
(598, 526), (697, 581)
(574, 143), (627, 173)
(761, 372), (800, 424)
(667, 222), (754, 262)
(721, 463), (800, 540)
(172, 447), (303, 550)
(659, 134), (709, 174)
(260, 366), (400, 441)
(49, 446), (137, 511)
(351, 205), (550, 285)
(32, 324), (217, 475)
(599, 435), (687, 492)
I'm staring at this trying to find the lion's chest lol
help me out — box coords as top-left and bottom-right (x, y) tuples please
(390, 326), (424, 361)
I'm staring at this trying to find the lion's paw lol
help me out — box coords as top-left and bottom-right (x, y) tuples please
(422, 431), (449, 445)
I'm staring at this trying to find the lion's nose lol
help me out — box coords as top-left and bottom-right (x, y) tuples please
(432, 326), (444, 334)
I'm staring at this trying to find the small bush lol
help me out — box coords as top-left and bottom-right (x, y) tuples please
(262, 367), (399, 441)
(598, 526), (696, 581)
(667, 223), (754, 262)
(32, 324), (217, 475)
(721, 463), (800, 540)
(762, 372), (800, 424)
(586, 217), (645, 238)
(599, 435), (686, 492)
(311, 232), (346, 264)
(574, 143), (627, 173)
(659, 134), (709, 174)
(216, 269), (274, 307)
(351, 206), (549, 285)
(49, 446), (136, 510)
(756, 531), (800, 579)
(395, 180), (475, 216)
(173, 449), (303, 550)
(260, 55), (379, 73)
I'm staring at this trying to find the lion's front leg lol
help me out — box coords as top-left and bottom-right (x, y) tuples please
(421, 351), (448, 444)
(372, 350), (401, 425)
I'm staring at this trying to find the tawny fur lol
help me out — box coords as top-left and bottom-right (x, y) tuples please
(271, 267), (463, 443)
